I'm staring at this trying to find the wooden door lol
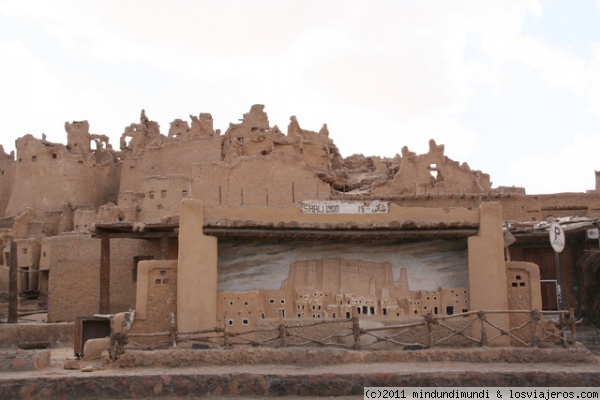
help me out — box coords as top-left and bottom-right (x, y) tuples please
(523, 247), (559, 310)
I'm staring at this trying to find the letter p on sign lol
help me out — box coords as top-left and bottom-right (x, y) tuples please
(549, 222), (565, 253)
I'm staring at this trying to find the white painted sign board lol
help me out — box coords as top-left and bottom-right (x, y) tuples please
(300, 200), (389, 214)
(549, 222), (565, 253)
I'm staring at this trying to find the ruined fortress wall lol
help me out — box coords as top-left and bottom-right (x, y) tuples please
(118, 137), (222, 201)
(353, 192), (600, 221)
(138, 175), (191, 223)
(192, 155), (331, 207)
(0, 158), (16, 217)
(372, 140), (490, 197)
(42, 235), (162, 322)
(5, 135), (120, 216)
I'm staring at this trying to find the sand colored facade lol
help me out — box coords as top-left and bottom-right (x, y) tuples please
(0, 104), (594, 347)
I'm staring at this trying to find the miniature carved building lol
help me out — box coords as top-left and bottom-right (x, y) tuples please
(0, 104), (598, 344)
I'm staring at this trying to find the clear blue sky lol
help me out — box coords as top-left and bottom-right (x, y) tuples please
(1, 0), (599, 194)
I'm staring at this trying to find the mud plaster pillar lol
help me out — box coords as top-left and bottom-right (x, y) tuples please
(467, 202), (510, 346)
(177, 198), (218, 332)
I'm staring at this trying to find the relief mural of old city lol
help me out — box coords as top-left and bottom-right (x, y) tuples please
(217, 239), (469, 329)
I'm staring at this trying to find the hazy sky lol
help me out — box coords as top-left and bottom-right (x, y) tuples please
(1, 0), (599, 194)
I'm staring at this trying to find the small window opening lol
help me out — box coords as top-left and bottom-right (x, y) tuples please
(242, 319), (249, 325)
(429, 163), (438, 179)
(52, 154), (57, 159)
(149, 191), (154, 199)
(161, 190), (167, 198)
(446, 306), (454, 315)
(383, 308), (387, 316)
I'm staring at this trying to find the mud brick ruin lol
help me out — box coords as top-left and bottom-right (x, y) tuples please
(1, 104), (600, 346)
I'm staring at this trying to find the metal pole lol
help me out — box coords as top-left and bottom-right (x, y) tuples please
(555, 251), (563, 310)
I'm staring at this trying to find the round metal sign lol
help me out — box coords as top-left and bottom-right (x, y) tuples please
(549, 222), (565, 253)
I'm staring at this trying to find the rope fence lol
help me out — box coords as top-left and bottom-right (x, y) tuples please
(110, 308), (577, 358)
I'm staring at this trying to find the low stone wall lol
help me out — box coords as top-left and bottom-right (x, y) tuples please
(3, 368), (600, 399)
(112, 346), (599, 368)
(0, 349), (51, 372)
(0, 323), (73, 349)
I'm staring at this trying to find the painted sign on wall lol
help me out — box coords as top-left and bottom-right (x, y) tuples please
(300, 200), (389, 214)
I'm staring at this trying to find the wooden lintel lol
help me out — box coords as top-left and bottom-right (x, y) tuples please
(92, 232), (179, 240)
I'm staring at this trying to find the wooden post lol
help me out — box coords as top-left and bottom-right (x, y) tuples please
(160, 234), (169, 260)
(478, 311), (488, 347)
(351, 314), (361, 350)
(425, 312), (434, 348)
(569, 307), (576, 342)
(170, 312), (177, 348)
(223, 319), (230, 349)
(99, 236), (110, 314)
(530, 309), (540, 347)
(8, 239), (18, 323)
(278, 309), (287, 347)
